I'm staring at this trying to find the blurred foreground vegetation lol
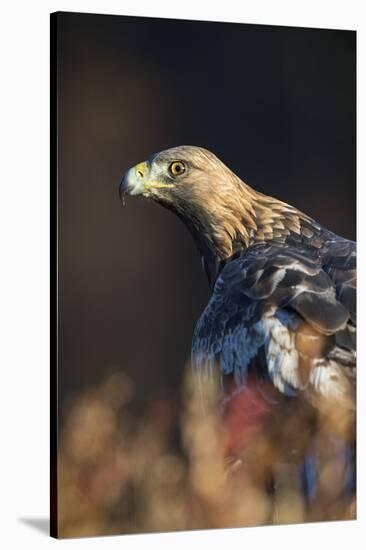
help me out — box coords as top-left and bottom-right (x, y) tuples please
(57, 368), (355, 538)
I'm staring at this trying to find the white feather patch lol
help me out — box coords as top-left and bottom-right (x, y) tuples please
(309, 361), (347, 398)
(262, 316), (303, 394)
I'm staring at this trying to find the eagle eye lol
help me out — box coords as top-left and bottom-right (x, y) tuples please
(169, 161), (186, 177)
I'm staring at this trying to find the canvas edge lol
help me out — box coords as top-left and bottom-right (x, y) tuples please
(50, 10), (59, 540)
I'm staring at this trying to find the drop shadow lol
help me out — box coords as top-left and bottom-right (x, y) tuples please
(19, 517), (49, 536)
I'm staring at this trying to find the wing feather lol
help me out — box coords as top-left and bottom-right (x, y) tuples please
(192, 240), (356, 404)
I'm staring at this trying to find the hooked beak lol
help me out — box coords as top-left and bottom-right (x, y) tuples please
(119, 162), (148, 200)
(119, 160), (175, 202)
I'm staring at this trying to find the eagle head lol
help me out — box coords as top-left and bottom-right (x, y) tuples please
(119, 146), (264, 260)
(120, 145), (233, 204)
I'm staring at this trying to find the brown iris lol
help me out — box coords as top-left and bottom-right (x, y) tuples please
(169, 161), (186, 176)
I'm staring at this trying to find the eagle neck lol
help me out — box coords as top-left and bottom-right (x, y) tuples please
(157, 176), (319, 289)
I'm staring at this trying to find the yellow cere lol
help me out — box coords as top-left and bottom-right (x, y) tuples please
(133, 161), (175, 192)
(135, 161), (148, 177)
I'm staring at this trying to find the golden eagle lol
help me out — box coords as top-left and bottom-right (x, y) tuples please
(120, 145), (356, 501)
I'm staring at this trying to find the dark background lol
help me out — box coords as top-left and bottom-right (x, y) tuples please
(56, 12), (356, 417)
